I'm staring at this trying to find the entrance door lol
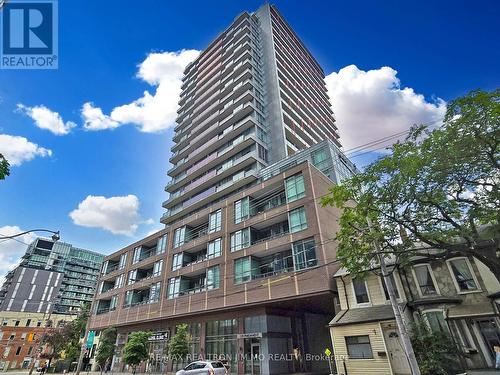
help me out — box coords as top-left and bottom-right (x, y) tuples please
(250, 343), (261, 375)
(382, 326), (411, 375)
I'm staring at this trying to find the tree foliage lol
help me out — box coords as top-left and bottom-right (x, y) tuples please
(410, 319), (462, 375)
(123, 331), (151, 373)
(95, 327), (117, 366)
(321, 89), (500, 277)
(168, 324), (189, 362)
(0, 153), (9, 180)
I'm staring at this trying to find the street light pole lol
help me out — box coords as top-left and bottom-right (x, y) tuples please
(0, 229), (60, 242)
(366, 217), (421, 375)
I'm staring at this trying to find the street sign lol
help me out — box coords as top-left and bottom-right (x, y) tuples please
(324, 348), (332, 357)
(86, 331), (95, 349)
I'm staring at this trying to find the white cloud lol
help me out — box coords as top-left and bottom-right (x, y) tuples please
(81, 102), (119, 131)
(83, 49), (200, 133)
(69, 195), (153, 236)
(0, 226), (36, 280)
(0, 134), (52, 166)
(325, 65), (446, 150)
(17, 104), (76, 135)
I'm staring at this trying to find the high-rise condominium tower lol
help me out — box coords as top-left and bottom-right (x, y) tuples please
(162, 4), (340, 224)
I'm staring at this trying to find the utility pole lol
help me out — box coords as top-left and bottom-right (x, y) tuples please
(366, 217), (421, 375)
(28, 308), (53, 375)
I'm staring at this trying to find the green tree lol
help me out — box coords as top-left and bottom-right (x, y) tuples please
(95, 327), (117, 367)
(168, 324), (189, 366)
(0, 153), (9, 180)
(410, 319), (462, 375)
(123, 331), (151, 374)
(64, 303), (91, 362)
(321, 89), (500, 278)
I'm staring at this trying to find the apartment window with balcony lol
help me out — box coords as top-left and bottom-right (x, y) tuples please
(114, 274), (124, 289)
(285, 174), (305, 202)
(172, 253), (183, 271)
(292, 238), (316, 270)
(132, 247), (141, 264)
(234, 257), (256, 284)
(149, 282), (161, 303)
(167, 277), (181, 299)
(209, 209), (222, 233)
(447, 257), (479, 293)
(127, 269), (137, 285)
(173, 227), (186, 248)
(207, 266), (220, 290)
(413, 264), (439, 296)
(153, 260), (163, 277)
(118, 253), (127, 269)
(110, 295), (118, 311)
(234, 197), (250, 223)
(124, 290), (132, 306)
(157, 234), (168, 254)
(289, 206), (308, 233)
(230, 228), (251, 252)
(207, 238), (222, 259)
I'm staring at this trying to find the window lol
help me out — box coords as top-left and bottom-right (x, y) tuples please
(15, 346), (21, 356)
(27, 347), (33, 356)
(234, 257), (253, 284)
(230, 228), (251, 252)
(124, 290), (133, 307)
(381, 273), (400, 300)
(292, 238), (316, 270)
(114, 274), (124, 289)
(36, 321), (42, 327)
(285, 174), (305, 202)
(447, 258), (478, 292)
(2, 319), (7, 326)
(424, 311), (449, 333)
(25, 319), (31, 327)
(14, 320), (19, 327)
(110, 295), (118, 310)
(288, 206), (308, 233)
(209, 210), (222, 233)
(207, 266), (220, 290)
(173, 227), (186, 248)
(153, 260), (163, 277)
(413, 264), (438, 296)
(352, 279), (370, 305)
(345, 336), (373, 359)
(207, 238), (222, 259)
(149, 282), (161, 303)
(127, 269), (137, 285)
(234, 197), (250, 223)
(21, 333), (27, 340)
(172, 253), (183, 271)
(156, 234), (168, 254)
(312, 149), (328, 172)
(167, 277), (181, 299)
(451, 320), (474, 349)
(132, 247), (141, 264)
(118, 253), (127, 269)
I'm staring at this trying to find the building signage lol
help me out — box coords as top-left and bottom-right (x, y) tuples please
(86, 331), (95, 348)
(148, 330), (170, 342)
(237, 332), (262, 339)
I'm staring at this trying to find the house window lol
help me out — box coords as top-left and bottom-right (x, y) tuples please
(288, 206), (308, 233)
(156, 234), (168, 254)
(149, 282), (161, 303)
(230, 228), (251, 252)
(352, 279), (370, 305)
(345, 335), (373, 359)
(209, 210), (222, 233)
(25, 319), (31, 327)
(14, 320), (20, 327)
(15, 346), (21, 356)
(423, 311), (449, 333)
(292, 238), (316, 270)
(153, 260), (163, 277)
(234, 197), (250, 224)
(312, 149), (328, 172)
(381, 273), (400, 300)
(173, 227), (186, 248)
(132, 247), (141, 264)
(285, 174), (305, 202)
(447, 258), (478, 292)
(413, 264), (438, 296)
(172, 253), (183, 271)
(207, 238), (222, 259)
(234, 257), (253, 284)
(207, 266), (220, 290)
(118, 253), (127, 269)
(167, 277), (181, 299)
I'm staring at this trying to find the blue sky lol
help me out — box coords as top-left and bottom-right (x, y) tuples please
(0, 0), (499, 268)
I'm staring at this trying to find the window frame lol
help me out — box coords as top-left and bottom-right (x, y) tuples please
(411, 263), (440, 297)
(208, 209), (222, 233)
(351, 278), (371, 307)
(422, 309), (449, 334)
(288, 206), (308, 233)
(207, 238), (222, 259)
(230, 228), (251, 252)
(345, 335), (374, 359)
(446, 257), (481, 294)
(285, 174), (306, 203)
(378, 271), (402, 302)
(234, 197), (250, 224)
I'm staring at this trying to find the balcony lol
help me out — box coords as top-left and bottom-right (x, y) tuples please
(128, 264), (157, 284)
(95, 298), (116, 315)
(123, 283), (160, 308)
(251, 221), (290, 246)
(100, 280), (115, 293)
(132, 245), (158, 265)
(235, 249), (294, 284)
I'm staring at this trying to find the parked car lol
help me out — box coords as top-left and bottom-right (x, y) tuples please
(175, 361), (227, 375)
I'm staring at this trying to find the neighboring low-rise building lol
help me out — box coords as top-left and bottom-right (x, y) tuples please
(329, 255), (500, 375)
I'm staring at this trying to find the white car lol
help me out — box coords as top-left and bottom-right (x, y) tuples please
(175, 361), (227, 375)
